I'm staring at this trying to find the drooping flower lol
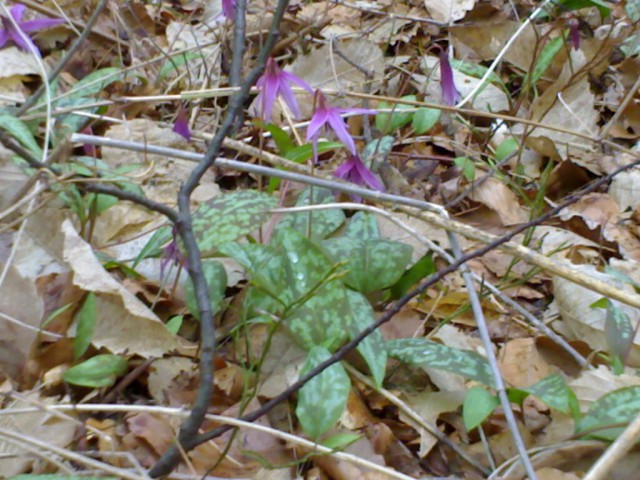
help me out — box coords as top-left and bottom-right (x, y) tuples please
(569, 19), (580, 50)
(0, 4), (64, 53)
(334, 154), (384, 200)
(222, 0), (237, 20)
(172, 106), (191, 141)
(160, 227), (186, 277)
(439, 50), (460, 106)
(255, 57), (311, 121)
(306, 90), (374, 155)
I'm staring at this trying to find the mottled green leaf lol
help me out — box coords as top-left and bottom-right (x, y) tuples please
(412, 107), (441, 134)
(63, 354), (128, 388)
(185, 260), (227, 320)
(192, 190), (277, 255)
(322, 237), (412, 293)
(343, 211), (380, 240)
(275, 188), (345, 241)
(627, 0), (640, 21)
(387, 338), (494, 386)
(463, 386), (499, 431)
(523, 374), (571, 413)
(605, 301), (634, 358)
(375, 95), (416, 134)
(576, 386), (640, 440)
(296, 347), (351, 439)
(74, 293), (96, 360)
(346, 290), (386, 387)
(450, 59), (503, 85)
(556, 0), (610, 17)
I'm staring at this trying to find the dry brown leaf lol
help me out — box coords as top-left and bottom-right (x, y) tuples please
(61, 220), (178, 357)
(0, 393), (77, 476)
(468, 177), (529, 225)
(498, 338), (555, 388)
(423, 0), (476, 23)
(554, 264), (640, 366)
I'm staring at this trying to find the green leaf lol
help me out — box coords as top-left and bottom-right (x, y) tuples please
(494, 137), (518, 162)
(346, 290), (386, 388)
(412, 107), (441, 134)
(507, 387), (530, 406)
(387, 338), (494, 386)
(66, 67), (123, 98)
(285, 141), (343, 164)
(523, 374), (571, 413)
(556, 0), (611, 17)
(133, 225), (173, 268)
(605, 301), (634, 359)
(576, 386), (640, 440)
(0, 114), (43, 159)
(454, 156), (475, 181)
(321, 432), (361, 450)
(158, 53), (203, 81)
(528, 36), (564, 86)
(375, 95), (417, 134)
(275, 188), (345, 241)
(343, 211), (380, 240)
(322, 236), (412, 293)
(165, 315), (183, 335)
(268, 141), (342, 192)
(74, 293), (96, 360)
(265, 123), (295, 155)
(63, 354), (128, 388)
(192, 190), (278, 255)
(627, 0), (640, 21)
(390, 252), (435, 299)
(185, 261), (227, 320)
(450, 59), (504, 86)
(296, 347), (351, 439)
(463, 386), (499, 431)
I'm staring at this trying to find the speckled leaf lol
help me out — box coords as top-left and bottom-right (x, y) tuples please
(343, 211), (380, 240)
(523, 374), (571, 413)
(185, 260), (227, 320)
(576, 386), (640, 440)
(192, 190), (277, 255)
(275, 188), (345, 241)
(274, 228), (349, 350)
(322, 237), (412, 293)
(605, 301), (634, 358)
(346, 290), (386, 387)
(387, 338), (494, 386)
(296, 347), (351, 439)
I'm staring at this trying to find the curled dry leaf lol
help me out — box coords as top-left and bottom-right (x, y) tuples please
(61, 220), (178, 357)
(553, 264), (640, 367)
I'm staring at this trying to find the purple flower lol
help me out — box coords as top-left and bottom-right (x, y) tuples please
(569, 19), (580, 50)
(222, 0), (237, 20)
(160, 227), (186, 277)
(0, 4), (64, 53)
(439, 50), (460, 106)
(172, 106), (191, 141)
(306, 90), (374, 155)
(334, 154), (384, 200)
(255, 57), (311, 121)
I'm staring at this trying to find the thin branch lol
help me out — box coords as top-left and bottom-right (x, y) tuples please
(229, 0), (247, 87)
(149, 1), (291, 476)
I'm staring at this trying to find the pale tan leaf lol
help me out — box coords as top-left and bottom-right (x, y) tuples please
(423, 0), (476, 23)
(61, 220), (178, 357)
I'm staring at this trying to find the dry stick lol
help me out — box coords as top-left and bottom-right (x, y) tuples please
(148, 1), (291, 477)
(16, 0), (109, 116)
(71, 133), (640, 311)
(450, 232), (537, 479)
(229, 0), (247, 88)
(582, 412), (640, 480)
